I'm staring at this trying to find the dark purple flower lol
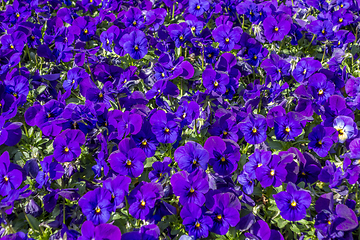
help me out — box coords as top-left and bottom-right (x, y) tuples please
(132, 121), (159, 158)
(256, 154), (287, 188)
(128, 182), (160, 220)
(171, 169), (209, 206)
(0, 117), (22, 146)
(181, 203), (213, 239)
(53, 129), (85, 162)
(209, 193), (240, 235)
(108, 138), (146, 178)
(244, 149), (272, 179)
(175, 141), (209, 173)
(148, 157), (172, 182)
(273, 182), (311, 221)
(188, 0), (210, 16)
(263, 14), (292, 42)
(150, 110), (179, 144)
(72, 16), (96, 42)
(78, 188), (113, 225)
(204, 136), (240, 176)
(292, 57), (322, 83)
(261, 54), (291, 82)
(318, 160), (344, 188)
(308, 20), (334, 41)
(307, 73), (335, 104)
(308, 125), (337, 157)
(274, 112), (303, 141)
(103, 175), (131, 210)
(202, 68), (229, 95)
(63, 67), (89, 91)
(239, 114), (267, 145)
(124, 7), (144, 29)
(36, 155), (65, 188)
(212, 24), (242, 51)
(168, 23), (192, 48)
(120, 29), (148, 60)
(0, 151), (23, 197)
(79, 221), (121, 240)
(208, 113), (239, 142)
(117, 111), (143, 139)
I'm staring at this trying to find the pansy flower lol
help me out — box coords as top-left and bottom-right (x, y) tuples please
(175, 141), (209, 173)
(308, 125), (337, 157)
(274, 112), (303, 141)
(273, 182), (311, 221)
(0, 151), (23, 197)
(124, 7), (144, 29)
(292, 57), (322, 83)
(212, 24), (242, 52)
(239, 114), (267, 145)
(78, 188), (113, 225)
(188, 0), (209, 17)
(243, 149), (272, 179)
(202, 68), (229, 95)
(150, 110), (179, 144)
(108, 138), (146, 178)
(79, 221), (121, 240)
(256, 154), (287, 188)
(36, 155), (65, 189)
(181, 203), (213, 239)
(120, 29), (148, 60)
(171, 169), (209, 206)
(333, 115), (357, 143)
(263, 14), (292, 42)
(204, 136), (240, 176)
(148, 157), (172, 182)
(307, 73), (335, 104)
(103, 175), (131, 210)
(53, 129), (85, 162)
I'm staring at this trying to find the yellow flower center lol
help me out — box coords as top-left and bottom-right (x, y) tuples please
(141, 139), (147, 146)
(318, 140), (322, 145)
(191, 27), (195, 31)
(89, 0), (92, 2)
(159, 172), (162, 177)
(328, 220), (331, 225)
(249, 11), (253, 15)
(322, 29), (325, 34)
(106, 39), (109, 44)
(303, 69), (307, 74)
(340, 4), (343, 7)
(31, 36), (35, 40)
(99, 93), (103, 98)
(161, 73), (165, 77)
(4, 176), (8, 182)
(47, 113), (52, 118)
(223, 131), (228, 135)
(64, 147), (69, 152)
(214, 81), (219, 87)
(338, 129), (344, 135)
(217, 214), (222, 220)
(13, 93), (17, 97)
(252, 127), (257, 133)
(318, 89), (324, 95)
(259, 12), (262, 15)
(221, 157), (226, 162)
(95, 206), (101, 213)
(182, 113), (187, 119)
(190, 187), (195, 193)
(253, 55), (257, 60)
(257, 163), (262, 167)
(164, 127), (170, 133)
(195, 222), (201, 228)
(179, 35), (184, 40)
(126, 160), (132, 166)
(285, 126), (291, 133)
(134, 45), (139, 50)
(278, 69), (281, 73)
(208, 53), (212, 57)
(301, 172), (306, 176)
(16, 13), (20, 18)
(84, 29), (88, 34)
(339, 18), (343, 23)
(196, 5), (201, 10)
(193, 159), (197, 164)
(133, 21), (137, 26)
(225, 38), (230, 43)
(10, 44), (14, 49)
(141, 200), (146, 207)
(112, 194), (115, 199)
(270, 169), (275, 176)
(338, 41), (341, 45)
(291, 200), (297, 207)
(274, 27), (279, 32)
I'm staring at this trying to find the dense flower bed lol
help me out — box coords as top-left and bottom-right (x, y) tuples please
(0, 0), (360, 239)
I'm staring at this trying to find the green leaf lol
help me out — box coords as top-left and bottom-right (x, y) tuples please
(26, 214), (40, 231)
